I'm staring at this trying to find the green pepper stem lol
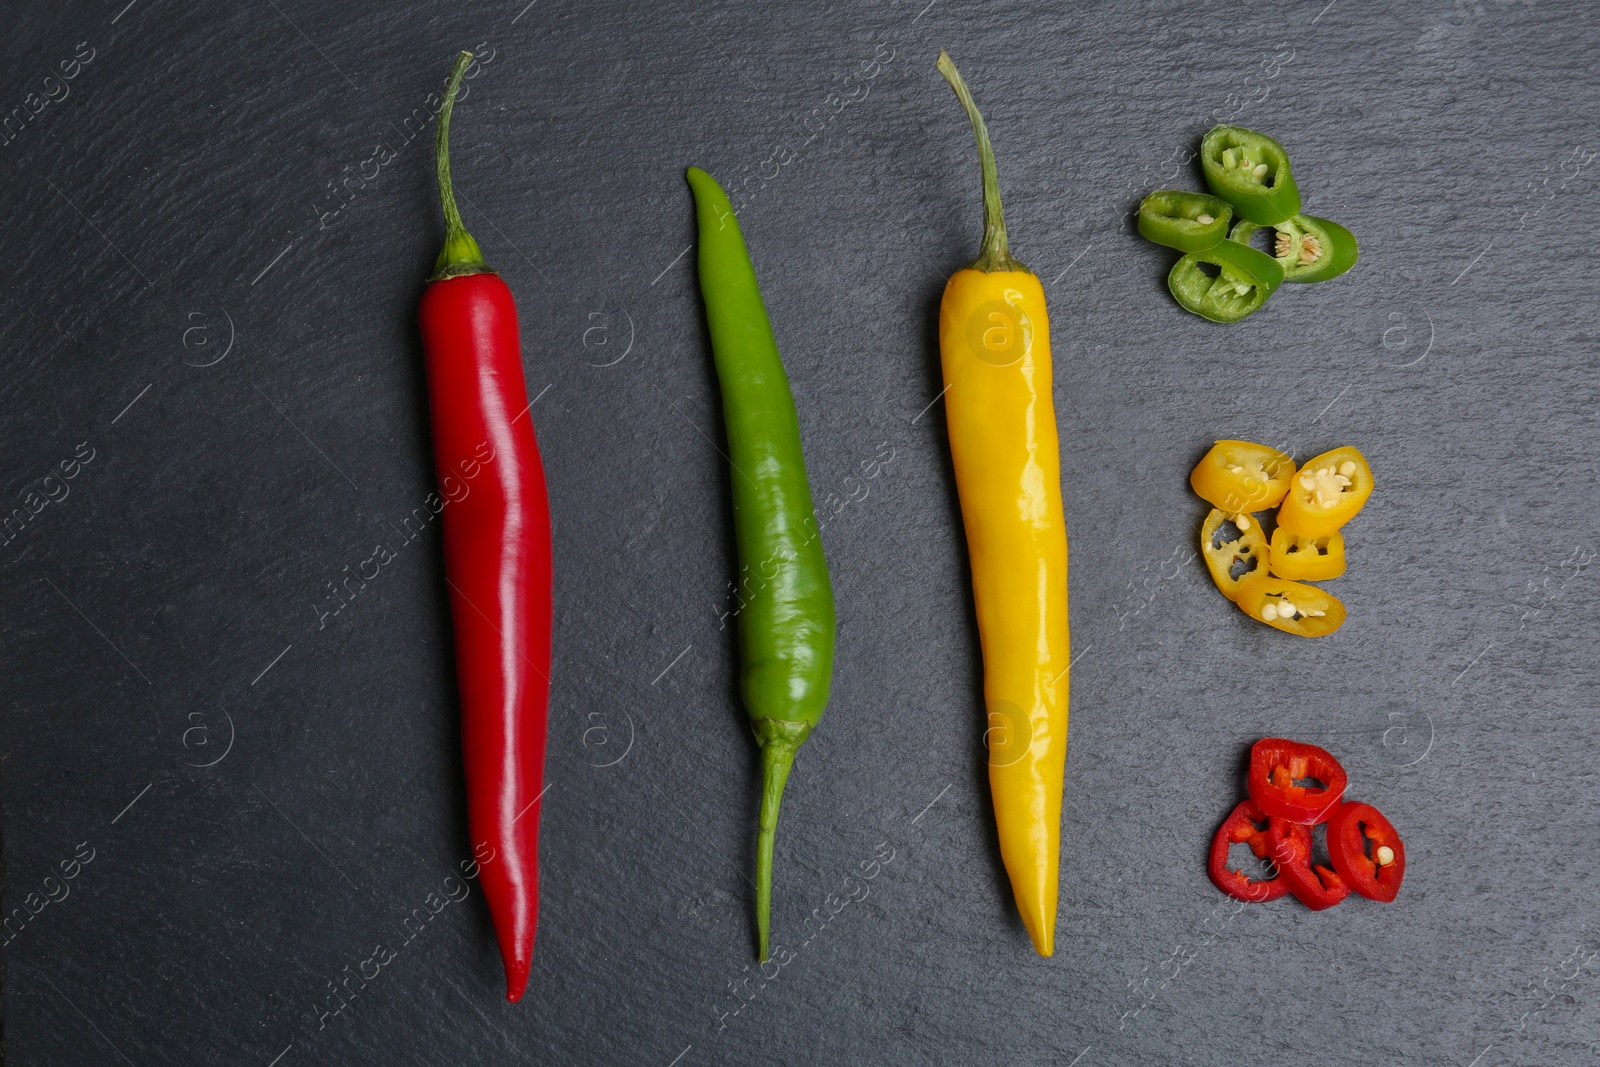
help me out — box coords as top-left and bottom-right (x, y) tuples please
(753, 720), (810, 962)
(936, 50), (1027, 274)
(431, 50), (492, 281)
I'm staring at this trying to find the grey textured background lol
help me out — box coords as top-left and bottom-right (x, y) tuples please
(2, 0), (1598, 1064)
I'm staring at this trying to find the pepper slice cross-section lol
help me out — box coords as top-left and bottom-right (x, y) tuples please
(1208, 798), (1288, 902)
(1168, 240), (1285, 324)
(1191, 439), (1296, 513)
(1200, 507), (1267, 602)
(1230, 215), (1359, 284)
(1201, 125), (1302, 225)
(1269, 527), (1347, 581)
(1326, 801), (1406, 902)
(1138, 190), (1233, 252)
(1276, 446), (1373, 537)
(1247, 737), (1349, 823)
(1265, 817), (1350, 910)
(1235, 574), (1345, 636)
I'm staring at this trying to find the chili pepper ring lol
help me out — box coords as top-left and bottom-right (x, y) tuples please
(1208, 799), (1289, 903)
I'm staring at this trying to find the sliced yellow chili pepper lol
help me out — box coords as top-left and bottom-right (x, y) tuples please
(1235, 575), (1346, 637)
(1200, 507), (1267, 601)
(1276, 446), (1373, 537)
(1190, 440), (1295, 515)
(936, 50), (1069, 958)
(1269, 527), (1347, 581)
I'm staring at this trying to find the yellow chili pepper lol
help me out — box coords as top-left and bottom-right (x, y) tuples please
(935, 50), (1070, 957)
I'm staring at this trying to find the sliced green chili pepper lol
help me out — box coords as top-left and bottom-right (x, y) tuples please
(1167, 240), (1285, 324)
(1230, 215), (1359, 284)
(1137, 190), (1233, 252)
(1201, 126), (1301, 225)
(686, 167), (837, 963)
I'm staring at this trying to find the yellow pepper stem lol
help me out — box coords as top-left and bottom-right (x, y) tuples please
(936, 49), (1028, 275)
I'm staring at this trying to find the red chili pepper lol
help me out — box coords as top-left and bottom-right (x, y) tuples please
(1264, 818), (1349, 910)
(1326, 801), (1406, 902)
(1247, 737), (1348, 824)
(1207, 799), (1288, 902)
(417, 52), (553, 1003)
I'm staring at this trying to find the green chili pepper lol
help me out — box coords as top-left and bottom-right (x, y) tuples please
(686, 166), (837, 963)
(1230, 215), (1359, 284)
(1168, 239), (1286, 323)
(1137, 189), (1233, 252)
(1201, 125), (1301, 225)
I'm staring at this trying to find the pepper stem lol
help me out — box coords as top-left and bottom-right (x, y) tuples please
(936, 50), (1028, 274)
(753, 719), (810, 962)
(431, 50), (493, 281)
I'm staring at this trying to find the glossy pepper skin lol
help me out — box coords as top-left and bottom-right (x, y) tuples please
(1208, 799), (1288, 903)
(1167, 240), (1285, 324)
(1265, 818), (1350, 910)
(1201, 125), (1301, 225)
(1236, 574), (1346, 637)
(417, 52), (552, 1003)
(1200, 508), (1267, 602)
(1326, 801), (1406, 902)
(686, 167), (836, 963)
(1276, 446), (1373, 537)
(1190, 440), (1295, 514)
(936, 50), (1071, 957)
(1137, 189), (1233, 252)
(1247, 738), (1348, 824)
(1230, 215), (1359, 284)
(1269, 527), (1347, 581)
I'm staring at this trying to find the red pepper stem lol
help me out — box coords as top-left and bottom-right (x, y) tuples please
(431, 50), (493, 281)
(935, 49), (1027, 275)
(753, 720), (809, 962)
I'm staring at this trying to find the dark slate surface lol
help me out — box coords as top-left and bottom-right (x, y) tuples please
(2, 0), (1598, 1063)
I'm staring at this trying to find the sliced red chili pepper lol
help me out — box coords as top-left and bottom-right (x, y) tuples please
(1265, 818), (1349, 911)
(1247, 737), (1348, 823)
(1326, 801), (1406, 902)
(1207, 799), (1288, 902)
